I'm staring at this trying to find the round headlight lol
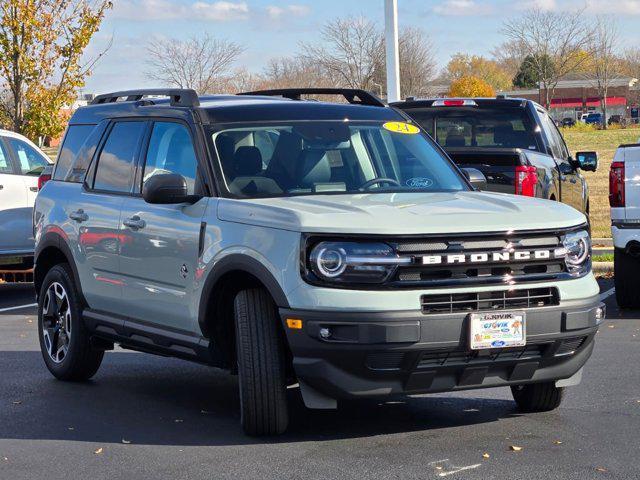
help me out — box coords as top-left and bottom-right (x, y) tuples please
(563, 230), (590, 270)
(313, 246), (347, 277)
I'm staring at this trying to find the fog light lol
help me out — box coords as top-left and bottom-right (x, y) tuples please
(319, 327), (331, 339)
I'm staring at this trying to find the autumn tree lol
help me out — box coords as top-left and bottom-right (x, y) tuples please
(503, 7), (594, 108)
(145, 34), (245, 94)
(448, 76), (495, 98)
(0, 0), (112, 141)
(446, 53), (512, 91)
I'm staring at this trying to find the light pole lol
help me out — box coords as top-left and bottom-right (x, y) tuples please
(384, 0), (401, 103)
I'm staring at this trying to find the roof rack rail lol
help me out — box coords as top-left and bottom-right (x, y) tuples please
(90, 89), (200, 107)
(238, 88), (386, 107)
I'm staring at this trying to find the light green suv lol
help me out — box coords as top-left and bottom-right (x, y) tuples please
(33, 88), (604, 436)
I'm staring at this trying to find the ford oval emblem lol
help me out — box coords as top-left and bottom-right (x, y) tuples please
(406, 177), (434, 188)
(491, 340), (506, 347)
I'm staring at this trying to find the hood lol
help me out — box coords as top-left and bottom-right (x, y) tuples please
(217, 191), (587, 235)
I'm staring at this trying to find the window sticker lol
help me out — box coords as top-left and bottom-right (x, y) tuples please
(382, 121), (420, 135)
(406, 177), (434, 188)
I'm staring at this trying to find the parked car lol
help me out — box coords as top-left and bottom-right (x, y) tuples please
(0, 129), (52, 271)
(562, 117), (576, 127)
(608, 115), (623, 126)
(391, 97), (597, 214)
(585, 113), (603, 125)
(34, 88), (604, 436)
(610, 142), (640, 308)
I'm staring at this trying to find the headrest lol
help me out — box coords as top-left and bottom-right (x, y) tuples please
(298, 150), (332, 186)
(445, 133), (466, 147)
(233, 146), (262, 176)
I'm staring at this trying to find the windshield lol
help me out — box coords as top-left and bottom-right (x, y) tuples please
(210, 121), (467, 198)
(405, 108), (539, 151)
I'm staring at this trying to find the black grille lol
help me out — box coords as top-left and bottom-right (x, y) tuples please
(420, 287), (559, 314)
(556, 337), (586, 356)
(418, 344), (546, 368)
(391, 232), (570, 287)
(365, 352), (406, 370)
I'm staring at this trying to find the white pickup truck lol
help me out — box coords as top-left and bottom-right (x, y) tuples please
(610, 142), (640, 307)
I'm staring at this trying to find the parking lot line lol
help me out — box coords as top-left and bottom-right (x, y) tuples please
(599, 287), (615, 302)
(0, 303), (37, 313)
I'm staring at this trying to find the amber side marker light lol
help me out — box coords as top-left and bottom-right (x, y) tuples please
(286, 318), (303, 330)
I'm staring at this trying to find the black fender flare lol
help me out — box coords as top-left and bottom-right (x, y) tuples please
(34, 231), (86, 304)
(197, 254), (290, 333)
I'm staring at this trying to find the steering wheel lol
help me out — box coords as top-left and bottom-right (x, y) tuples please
(359, 177), (401, 190)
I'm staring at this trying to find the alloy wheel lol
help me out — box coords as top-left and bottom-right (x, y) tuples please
(41, 282), (72, 363)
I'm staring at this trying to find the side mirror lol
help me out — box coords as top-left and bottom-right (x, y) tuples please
(142, 173), (190, 204)
(575, 151), (598, 172)
(462, 167), (487, 191)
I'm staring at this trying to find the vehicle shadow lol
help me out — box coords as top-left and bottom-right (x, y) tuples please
(0, 350), (523, 447)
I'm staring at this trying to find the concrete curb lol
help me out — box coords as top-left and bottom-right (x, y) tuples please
(593, 262), (614, 275)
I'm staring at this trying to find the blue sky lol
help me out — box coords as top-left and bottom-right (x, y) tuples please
(83, 0), (640, 93)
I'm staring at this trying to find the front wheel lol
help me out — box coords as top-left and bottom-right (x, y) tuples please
(234, 288), (289, 436)
(37, 264), (104, 381)
(511, 382), (564, 412)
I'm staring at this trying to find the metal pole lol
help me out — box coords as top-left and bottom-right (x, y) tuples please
(384, 0), (400, 102)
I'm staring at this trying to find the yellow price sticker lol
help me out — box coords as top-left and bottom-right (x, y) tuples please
(382, 121), (420, 134)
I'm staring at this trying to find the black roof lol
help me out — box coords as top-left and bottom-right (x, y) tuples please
(391, 97), (531, 110)
(71, 89), (404, 125)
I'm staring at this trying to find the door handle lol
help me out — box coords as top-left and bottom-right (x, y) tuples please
(29, 186), (38, 192)
(69, 209), (88, 222)
(123, 216), (146, 230)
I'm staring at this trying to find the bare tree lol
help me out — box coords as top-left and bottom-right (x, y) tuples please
(502, 7), (594, 108)
(587, 17), (621, 129)
(622, 47), (640, 80)
(145, 34), (245, 93)
(300, 16), (384, 90)
(397, 27), (437, 98)
(260, 56), (328, 89)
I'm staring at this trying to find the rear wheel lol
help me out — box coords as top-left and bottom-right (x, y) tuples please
(37, 264), (104, 381)
(234, 288), (289, 436)
(614, 247), (640, 309)
(511, 382), (564, 412)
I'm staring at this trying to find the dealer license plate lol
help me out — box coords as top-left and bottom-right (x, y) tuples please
(469, 311), (526, 350)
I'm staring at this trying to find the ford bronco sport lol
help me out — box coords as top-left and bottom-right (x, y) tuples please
(34, 88), (604, 436)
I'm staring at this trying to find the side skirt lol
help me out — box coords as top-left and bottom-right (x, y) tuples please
(83, 309), (227, 368)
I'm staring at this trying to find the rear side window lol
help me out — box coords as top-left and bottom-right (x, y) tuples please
(93, 121), (146, 193)
(53, 125), (96, 181)
(0, 141), (12, 173)
(7, 138), (49, 175)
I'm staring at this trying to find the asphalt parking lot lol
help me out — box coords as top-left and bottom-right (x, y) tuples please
(0, 278), (638, 480)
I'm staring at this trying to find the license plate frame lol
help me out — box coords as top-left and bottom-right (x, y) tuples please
(469, 311), (526, 350)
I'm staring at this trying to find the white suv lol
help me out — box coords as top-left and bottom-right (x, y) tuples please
(0, 129), (52, 269)
(610, 142), (640, 307)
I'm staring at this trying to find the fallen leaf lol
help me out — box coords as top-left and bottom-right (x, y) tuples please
(596, 467), (607, 473)
(3, 457), (7, 462)
(200, 409), (211, 415)
(12, 400), (21, 405)
(553, 440), (563, 445)
(482, 453), (490, 458)
(509, 445), (523, 452)
(122, 439), (131, 444)
(27, 319), (33, 324)
(463, 408), (480, 412)
(174, 419), (184, 423)
(68, 427), (74, 431)
(93, 447), (103, 455)
(608, 325), (615, 329)
(435, 466), (443, 470)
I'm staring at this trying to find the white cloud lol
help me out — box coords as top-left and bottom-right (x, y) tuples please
(266, 4), (311, 20)
(432, 0), (493, 16)
(112, 0), (249, 21)
(520, 0), (640, 14)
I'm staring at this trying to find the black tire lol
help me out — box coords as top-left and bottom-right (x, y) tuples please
(37, 264), (104, 381)
(234, 288), (288, 436)
(614, 248), (640, 309)
(511, 382), (564, 412)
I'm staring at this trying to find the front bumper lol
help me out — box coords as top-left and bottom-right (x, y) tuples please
(281, 295), (604, 405)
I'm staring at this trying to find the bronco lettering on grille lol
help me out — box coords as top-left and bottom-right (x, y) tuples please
(421, 249), (563, 265)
